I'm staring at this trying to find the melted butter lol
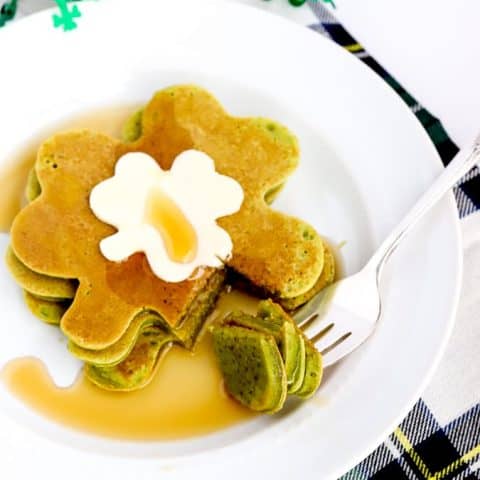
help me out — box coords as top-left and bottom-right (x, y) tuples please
(2, 290), (258, 440)
(0, 105), (139, 233)
(144, 187), (198, 264)
(92, 149), (243, 283)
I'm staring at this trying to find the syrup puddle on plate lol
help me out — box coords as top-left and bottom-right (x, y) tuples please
(0, 106), (259, 440)
(1, 290), (258, 440)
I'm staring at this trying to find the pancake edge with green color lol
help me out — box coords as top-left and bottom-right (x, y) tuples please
(280, 321), (303, 390)
(172, 268), (226, 349)
(85, 326), (173, 392)
(26, 168), (42, 203)
(23, 162), (225, 352)
(223, 304), (304, 392)
(278, 242), (336, 311)
(257, 300), (322, 396)
(24, 291), (70, 325)
(6, 246), (77, 301)
(222, 310), (283, 339)
(122, 108), (144, 142)
(288, 333), (306, 394)
(69, 311), (165, 367)
(70, 268), (226, 368)
(212, 325), (287, 413)
(256, 299), (308, 393)
(295, 339), (323, 399)
(226, 241), (334, 312)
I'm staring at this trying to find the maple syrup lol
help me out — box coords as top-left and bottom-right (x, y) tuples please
(2, 290), (258, 439)
(144, 187), (198, 264)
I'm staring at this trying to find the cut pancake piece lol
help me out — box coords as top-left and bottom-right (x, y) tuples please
(256, 300), (307, 392)
(85, 327), (173, 392)
(70, 268), (225, 367)
(212, 325), (287, 413)
(288, 333), (306, 394)
(295, 339), (323, 399)
(223, 304), (303, 392)
(6, 246), (77, 301)
(223, 310), (283, 339)
(24, 291), (70, 326)
(217, 300), (322, 408)
(172, 268), (226, 348)
(281, 321), (305, 393)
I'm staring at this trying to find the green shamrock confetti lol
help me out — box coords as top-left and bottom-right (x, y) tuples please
(322, 0), (336, 8)
(0, 0), (17, 27)
(53, 0), (82, 31)
(264, 0), (336, 8)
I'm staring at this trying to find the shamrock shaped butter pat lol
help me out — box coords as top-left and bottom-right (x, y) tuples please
(89, 149), (244, 283)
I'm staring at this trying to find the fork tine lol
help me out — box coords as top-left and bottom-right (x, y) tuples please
(309, 324), (352, 355)
(320, 331), (368, 367)
(297, 312), (320, 330)
(293, 284), (336, 327)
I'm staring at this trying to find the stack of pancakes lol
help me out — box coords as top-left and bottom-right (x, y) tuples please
(7, 86), (335, 393)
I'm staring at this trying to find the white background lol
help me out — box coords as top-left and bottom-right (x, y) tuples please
(17, 0), (480, 146)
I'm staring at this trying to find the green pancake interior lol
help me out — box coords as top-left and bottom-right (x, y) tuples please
(212, 325), (287, 413)
(85, 327), (173, 392)
(213, 300), (323, 411)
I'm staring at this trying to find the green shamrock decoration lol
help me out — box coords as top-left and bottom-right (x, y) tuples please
(265, 0), (336, 8)
(0, 0), (17, 27)
(53, 0), (82, 31)
(1, 0), (337, 31)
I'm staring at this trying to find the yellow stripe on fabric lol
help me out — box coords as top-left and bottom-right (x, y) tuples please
(432, 443), (480, 480)
(394, 428), (479, 480)
(345, 43), (363, 52)
(394, 428), (432, 479)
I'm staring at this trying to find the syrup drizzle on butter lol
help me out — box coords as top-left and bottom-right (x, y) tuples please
(144, 187), (198, 264)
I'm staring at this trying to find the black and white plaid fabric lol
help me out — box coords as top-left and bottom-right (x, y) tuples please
(308, 2), (480, 479)
(309, 1), (480, 219)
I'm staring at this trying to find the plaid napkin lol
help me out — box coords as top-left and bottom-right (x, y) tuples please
(2, 2), (479, 479)
(307, 3), (480, 480)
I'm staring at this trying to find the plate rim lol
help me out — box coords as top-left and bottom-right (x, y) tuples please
(0, 0), (463, 478)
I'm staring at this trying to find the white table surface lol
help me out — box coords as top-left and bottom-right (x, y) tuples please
(245, 0), (480, 148)
(17, 1), (480, 147)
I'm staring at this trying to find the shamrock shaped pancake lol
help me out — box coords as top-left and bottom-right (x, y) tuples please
(10, 85), (325, 353)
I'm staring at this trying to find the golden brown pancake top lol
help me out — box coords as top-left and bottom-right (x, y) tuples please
(11, 86), (323, 350)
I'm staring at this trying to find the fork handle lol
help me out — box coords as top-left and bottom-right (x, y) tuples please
(367, 133), (480, 275)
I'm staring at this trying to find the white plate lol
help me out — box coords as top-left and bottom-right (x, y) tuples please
(0, 1), (462, 479)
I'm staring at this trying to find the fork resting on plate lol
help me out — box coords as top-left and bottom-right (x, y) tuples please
(294, 133), (480, 367)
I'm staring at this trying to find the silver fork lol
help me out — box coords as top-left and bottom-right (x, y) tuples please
(294, 133), (480, 367)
